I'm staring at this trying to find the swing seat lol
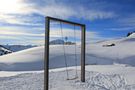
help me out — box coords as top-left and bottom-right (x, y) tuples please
(67, 76), (78, 80)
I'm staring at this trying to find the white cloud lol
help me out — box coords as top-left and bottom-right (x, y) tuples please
(117, 15), (135, 27)
(49, 27), (102, 43)
(0, 27), (45, 45)
(30, 39), (44, 45)
(0, 0), (35, 14)
(0, 27), (44, 37)
(0, 0), (117, 26)
(108, 27), (135, 31)
(0, 23), (104, 45)
(40, 5), (75, 19)
(32, 1), (116, 20)
(0, 35), (19, 40)
(0, 0), (116, 45)
(78, 9), (115, 20)
(0, 0), (43, 26)
(0, 14), (43, 26)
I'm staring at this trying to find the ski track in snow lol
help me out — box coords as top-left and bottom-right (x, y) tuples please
(49, 70), (132, 90)
(0, 70), (135, 90)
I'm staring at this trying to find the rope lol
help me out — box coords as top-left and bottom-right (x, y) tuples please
(73, 25), (78, 78)
(60, 22), (69, 79)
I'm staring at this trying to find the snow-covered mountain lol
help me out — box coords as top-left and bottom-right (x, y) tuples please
(3, 45), (36, 52)
(0, 46), (44, 71)
(128, 32), (135, 38)
(50, 39), (75, 45)
(127, 31), (135, 37)
(50, 39), (64, 45)
(0, 45), (12, 56)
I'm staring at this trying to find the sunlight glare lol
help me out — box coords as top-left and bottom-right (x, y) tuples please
(0, 0), (23, 13)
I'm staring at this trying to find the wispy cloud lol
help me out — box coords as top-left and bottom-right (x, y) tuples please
(108, 27), (135, 31)
(0, 0), (117, 27)
(49, 27), (103, 43)
(0, 0), (44, 26)
(25, 0), (116, 20)
(0, 27), (44, 37)
(117, 14), (135, 27)
(0, 0), (112, 22)
(0, 14), (44, 26)
(0, 0), (116, 27)
(0, 0), (122, 45)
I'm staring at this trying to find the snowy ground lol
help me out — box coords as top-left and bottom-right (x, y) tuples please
(0, 35), (135, 90)
(0, 68), (135, 90)
(49, 70), (129, 90)
(0, 71), (43, 90)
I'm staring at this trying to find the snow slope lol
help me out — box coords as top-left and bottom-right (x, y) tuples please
(86, 35), (135, 66)
(0, 33), (135, 71)
(0, 46), (44, 71)
(0, 34), (135, 90)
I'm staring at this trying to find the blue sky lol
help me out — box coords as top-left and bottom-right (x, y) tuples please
(0, 0), (135, 45)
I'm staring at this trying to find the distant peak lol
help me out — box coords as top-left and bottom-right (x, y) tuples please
(127, 31), (135, 38)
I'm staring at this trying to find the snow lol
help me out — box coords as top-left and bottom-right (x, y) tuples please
(49, 70), (127, 90)
(0, 46), (44, 71)
(0, 69), (135, 90)
(0, 35), (135, 90)
(0, 72), (43, 90)
(87, 37), (135, 63)
(128, 33), (135, 38)
(85, 65), (135, 85)
(0, 70), (43, 77)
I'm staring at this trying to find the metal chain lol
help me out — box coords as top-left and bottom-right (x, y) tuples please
(60, 22), (69, 79)
(74, 25), (78, 78)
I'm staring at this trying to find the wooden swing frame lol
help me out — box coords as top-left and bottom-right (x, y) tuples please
(45, 16), (86, 90)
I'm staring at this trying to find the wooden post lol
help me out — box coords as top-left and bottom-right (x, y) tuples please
(45, 17), (50, 90)
(81, 25), (85, 82)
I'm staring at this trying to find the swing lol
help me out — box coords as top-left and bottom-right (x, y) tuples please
(60, 22), (78, 80)
(45, 17), (86, 90)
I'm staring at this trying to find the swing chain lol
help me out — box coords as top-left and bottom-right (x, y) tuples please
(60, 21), (78, 80)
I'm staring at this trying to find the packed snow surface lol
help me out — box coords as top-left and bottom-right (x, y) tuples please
(0, 69), (135, 90)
